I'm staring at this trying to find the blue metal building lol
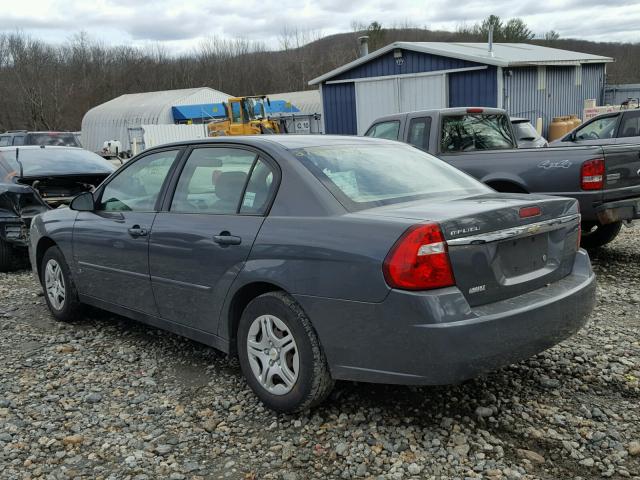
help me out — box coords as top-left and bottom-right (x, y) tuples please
(309, 42), (613, 136)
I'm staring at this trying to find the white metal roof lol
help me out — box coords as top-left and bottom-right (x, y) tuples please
(266, 90), (322, 115)
(309, 42), (614, 85)
(81, 87), (230, 153)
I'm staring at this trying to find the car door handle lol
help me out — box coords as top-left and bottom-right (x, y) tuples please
(128, 225), (148, 237)
(213, 232), (241, 246)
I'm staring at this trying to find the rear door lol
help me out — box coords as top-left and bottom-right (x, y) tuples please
(149, 146), (279, 334)
(73, 148), (182, 314)
(615, 110), (640, 145)
(405, 116), (432, 151)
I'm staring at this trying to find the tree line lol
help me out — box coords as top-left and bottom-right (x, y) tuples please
(0, 15), (637, 132)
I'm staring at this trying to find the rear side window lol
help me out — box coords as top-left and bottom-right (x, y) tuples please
(12, 135), (24, 145)
(407, 117), (431, 150)
(0, 136), (10, 146)
(619, 112), (640, 138)
(364, 121), (400, 140)
(170, 147), (276, 215)
(441, 114), (515, 152)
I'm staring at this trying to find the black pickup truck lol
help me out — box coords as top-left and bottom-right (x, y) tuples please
(365, 107), (640, 248)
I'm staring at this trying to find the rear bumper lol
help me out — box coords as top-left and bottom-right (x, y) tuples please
(594, 197), (640, 224)
(296, 250), (595, 385)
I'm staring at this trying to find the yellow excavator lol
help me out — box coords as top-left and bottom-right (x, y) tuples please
(207, 96), (283, 136)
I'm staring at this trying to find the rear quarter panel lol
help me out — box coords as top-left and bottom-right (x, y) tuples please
(236, 214), (414, 303)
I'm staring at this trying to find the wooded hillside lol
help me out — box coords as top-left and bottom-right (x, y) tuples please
(0, 21), (637, 132)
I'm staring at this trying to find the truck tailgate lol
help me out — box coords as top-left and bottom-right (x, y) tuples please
(602, 144), (640, 200)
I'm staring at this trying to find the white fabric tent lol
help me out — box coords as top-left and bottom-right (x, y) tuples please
(81, 87), (230, 153)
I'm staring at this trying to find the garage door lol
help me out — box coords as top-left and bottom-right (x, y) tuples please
(355, 74), (447, 135)
(398, 75), (446, 113)
(355, 79), (399, 135)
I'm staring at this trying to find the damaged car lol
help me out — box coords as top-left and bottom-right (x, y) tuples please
(0, 146), (114, 271)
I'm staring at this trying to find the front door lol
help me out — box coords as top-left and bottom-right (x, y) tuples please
(73, 149), (182, 314)
(149, 146), (278, 334)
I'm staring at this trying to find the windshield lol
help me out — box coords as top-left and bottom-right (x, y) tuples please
(243, 98), (265, 121)
(293, 143), (490, 210)
(24, 132), (81, 147)
(0, 148), (115, 177)
(512, 121), (539, 140)
(441, 114), (515, 152)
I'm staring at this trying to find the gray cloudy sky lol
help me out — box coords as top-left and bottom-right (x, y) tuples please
(0, 0), (638, 51)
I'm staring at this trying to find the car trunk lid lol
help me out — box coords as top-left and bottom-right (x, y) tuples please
(362, 193), (580, 306)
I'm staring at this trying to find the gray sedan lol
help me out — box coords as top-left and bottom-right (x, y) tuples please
(30, 136), (596, 412)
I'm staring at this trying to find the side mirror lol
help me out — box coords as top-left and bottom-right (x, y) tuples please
(70, 191), (95, 211)
(568, 131), (577, 142)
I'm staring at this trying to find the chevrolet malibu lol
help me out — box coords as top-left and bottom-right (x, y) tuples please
(30, 136), (596, 412)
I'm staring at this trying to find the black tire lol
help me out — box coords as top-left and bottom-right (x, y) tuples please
(0, 239), (14, 272)
(237, 291), (334, 413)
(581, 221), (622, 249)
(40, 246), (83, 322)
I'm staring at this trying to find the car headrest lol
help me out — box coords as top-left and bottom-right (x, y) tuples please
(215, 171), (247, 202)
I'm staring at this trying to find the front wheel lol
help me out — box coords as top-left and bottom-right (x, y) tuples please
(580, 221), (622, 249)
(41, 246), (83, 322)
(237, 291), (334, 412)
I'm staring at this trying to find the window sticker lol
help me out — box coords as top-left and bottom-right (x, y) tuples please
(243, 191), (256, 208)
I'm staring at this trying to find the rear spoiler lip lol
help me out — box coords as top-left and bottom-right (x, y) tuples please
(447, 214), (580, 246)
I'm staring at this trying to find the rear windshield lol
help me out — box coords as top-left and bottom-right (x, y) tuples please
(0, 148), (115, 177)
(292, 143), (489, 210)
(441, 114), (515, 152)
(24, 133), (80, 147)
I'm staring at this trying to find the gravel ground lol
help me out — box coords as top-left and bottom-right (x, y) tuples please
(1, 229), (639, 480)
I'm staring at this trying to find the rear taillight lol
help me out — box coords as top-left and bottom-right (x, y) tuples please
(581, 158), (604, 190)
(519, 206), (541, 218)
(383, 223), (455, 290)
(466, 108), (484, 113)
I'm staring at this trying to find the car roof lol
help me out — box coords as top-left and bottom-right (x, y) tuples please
(367, 107), (508, 124)
(0, 145), (85, 151)
(148, 134), (401, 151)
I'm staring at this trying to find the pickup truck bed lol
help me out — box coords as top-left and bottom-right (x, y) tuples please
(365, 107), (640, 248)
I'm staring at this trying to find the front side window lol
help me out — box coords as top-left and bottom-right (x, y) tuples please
(575, 115), (619, 140)
(441, 114), (515, 152)
(0, 136), (11, 147)
(364, 121), (400, 140)
(618, 113), (640, 138)
(293, 143), (489, 210)
(98, 150), (180, 212)
(170, 148), (276, 215)
(407, 117), (431, 150)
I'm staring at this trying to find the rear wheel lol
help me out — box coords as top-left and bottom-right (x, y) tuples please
(41, 246), (83, 322)
(580, 221), (622, 249)
(0, 239), (14, 272)
(237, 291), (334, 412)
